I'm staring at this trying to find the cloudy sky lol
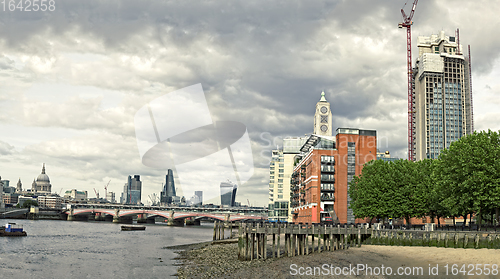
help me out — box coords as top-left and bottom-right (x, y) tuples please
(1, 0), (499, 207)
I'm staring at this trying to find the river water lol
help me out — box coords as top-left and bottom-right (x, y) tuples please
(0, 219), (214, 278)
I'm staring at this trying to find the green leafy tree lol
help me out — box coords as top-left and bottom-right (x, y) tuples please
(20, 199), (38, 208)
(436, 130), (500, 229)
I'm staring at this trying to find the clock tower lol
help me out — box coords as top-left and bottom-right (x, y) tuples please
(313, 91), (332, 137)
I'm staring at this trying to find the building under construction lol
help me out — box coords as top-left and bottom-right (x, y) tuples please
(413, 31), (473, 160)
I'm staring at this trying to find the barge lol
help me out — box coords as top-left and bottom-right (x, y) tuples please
(121, 225), (146, 231)
(0, 223), (27, 237)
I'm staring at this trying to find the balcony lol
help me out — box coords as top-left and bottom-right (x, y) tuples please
(321, 188), (335, 192)
(321, 195), (335, 202)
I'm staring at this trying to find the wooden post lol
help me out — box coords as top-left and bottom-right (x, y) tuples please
(277, 224), (281, 258)
(305, 228), (309, 255)
(272, 224), (276, 258)
(318, 225), (321, 252)
(330, 225), (334, 251)
(256, 223), (260, 258)
(357, 226), (362, 247)
(221, 222), (225, 240)
(238, 223), (243, 260)
(323, 224), (327, 252)
(264, 224), (268, 259)
(251, 227), (255, 260)
(311, 225), (315, 252)
(213, 221), (217, 241)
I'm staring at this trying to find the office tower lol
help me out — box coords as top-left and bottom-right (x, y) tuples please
(220, 181), (237, 206)
(121, 175), (142, 204)
(106, 191), (116, 203)
(414, 31), (473, 160)
(194, 191), (203, 205)
(161, 169), (176, 204)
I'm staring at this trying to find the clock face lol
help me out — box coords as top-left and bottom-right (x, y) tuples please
(321, 115), (328, 123)
(320, 125), (328, 132)
(320, 106), (328, 114)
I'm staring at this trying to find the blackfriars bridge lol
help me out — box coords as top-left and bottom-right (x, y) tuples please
(65, 204), (268, 225)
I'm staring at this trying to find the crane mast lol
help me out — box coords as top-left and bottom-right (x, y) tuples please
(399, 0), (419, 161)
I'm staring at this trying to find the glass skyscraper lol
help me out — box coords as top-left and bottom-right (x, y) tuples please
(414, 31), (473, 160)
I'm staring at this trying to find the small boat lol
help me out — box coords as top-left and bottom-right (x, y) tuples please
(121, 225), (146, 231)
(0, 223), (27, 237)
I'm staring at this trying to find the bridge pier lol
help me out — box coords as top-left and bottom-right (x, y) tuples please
(137, 214), (147, 223)
(166, 210), (184, 226)
(185, 218), (200, 226)
(113, 216), (133, 224)
(94, 212), (105, 221)
(67, 209), (74, 221)
(167, 218), (185, 226)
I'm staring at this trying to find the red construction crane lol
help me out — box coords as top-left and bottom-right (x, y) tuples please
(93, 188), (99, 199)
(104, 180), (110, 201)
(399, 0), (419, 161)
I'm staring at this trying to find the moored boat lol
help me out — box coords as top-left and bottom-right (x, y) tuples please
(0, 223), (27, 237)
(121, 225), (146, 231)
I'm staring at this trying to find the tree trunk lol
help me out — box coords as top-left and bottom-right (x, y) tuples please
(478, 207), (482, 230)
(437, 216), (441, 227)
(496, 208), (499, 226)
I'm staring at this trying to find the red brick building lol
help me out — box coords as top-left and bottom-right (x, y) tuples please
(291, 128), (377, 224)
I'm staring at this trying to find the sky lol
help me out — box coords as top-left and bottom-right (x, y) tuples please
(1, 0), (499, 207)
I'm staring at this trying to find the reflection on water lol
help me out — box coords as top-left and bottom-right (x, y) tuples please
(0, 219), (213, 278)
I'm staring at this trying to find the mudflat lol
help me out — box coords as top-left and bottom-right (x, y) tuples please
(174, 243), (500, 278)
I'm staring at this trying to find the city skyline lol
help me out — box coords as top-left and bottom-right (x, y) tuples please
(1, 1), (500, 206)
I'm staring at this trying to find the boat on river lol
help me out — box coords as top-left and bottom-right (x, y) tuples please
(0, 223), (27, 237)
(121, 225), (146, 231)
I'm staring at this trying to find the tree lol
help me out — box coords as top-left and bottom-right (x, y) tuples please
(19, 199), (38, 208)
(436, 130), (500, 229)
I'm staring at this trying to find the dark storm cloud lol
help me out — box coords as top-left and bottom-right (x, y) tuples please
(2, 1), (500, 204)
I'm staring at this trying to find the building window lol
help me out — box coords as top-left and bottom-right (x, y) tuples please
(278, 195), (283, 199)
(278, 189), (283, 193)
(278, 179), (283, 183)
(278, 174), (284, 177)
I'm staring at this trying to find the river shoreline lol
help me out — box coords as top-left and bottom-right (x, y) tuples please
(170, 241), (500, 278)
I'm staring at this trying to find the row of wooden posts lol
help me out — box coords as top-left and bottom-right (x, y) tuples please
(213, 222), (372, 261)
(369, 229), (500, 249)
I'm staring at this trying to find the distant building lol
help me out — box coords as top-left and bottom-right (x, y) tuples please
(220, 181), (237, 207)
(160, 169), (176, 204)
(32, 164), (52, 193)
(376, 150), (399, 162)
(121, 175), (142, 205)
(106, 191), (116, 203)
(64, 189), (88, 201)
(38, 195), (63, 209)
(2, 193), (19, 205)
(194, 191), (203, 205)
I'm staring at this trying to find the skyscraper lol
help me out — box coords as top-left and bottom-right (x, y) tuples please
(413, 31), (473, 160)
(121, 175), (142, 205)
(220, 181), (237, 207)
(160, 169), (176, 204)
